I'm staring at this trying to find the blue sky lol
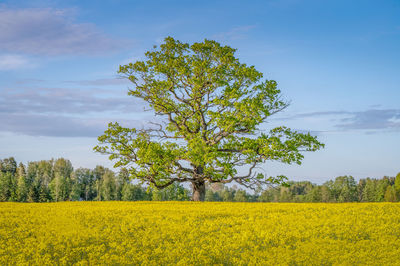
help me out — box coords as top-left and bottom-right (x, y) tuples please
(0, 0), (399, 184)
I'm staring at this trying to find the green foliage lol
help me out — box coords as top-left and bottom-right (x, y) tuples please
(151, 182), (190, 201)
(121, 183), (148, 201)
(0, 157), (17, 175)
(205, 190), (217, 201)
(394, 173), (400, 198)
(233, 189), (248, 202)
(100, 171), (117, 201)
(362, 178), (379, 202)
(332, 176), (357, 202)
(221, 187), (235, 202)
(384, 185), (397, 202)
(74, 168), (95, 200)
(70, 182), (81, 201)
(0, 172), (16, 201)
(94, 37), (324, 200)
(16, 163), (28, 202)
(16, 176), (28, 202)
(258, 188), (278, 202)
(305, 186), (322, 202)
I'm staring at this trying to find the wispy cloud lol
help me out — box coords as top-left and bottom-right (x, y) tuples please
(0, 113), (104, 137)
(14, 78), (45, 85)
(0, 54), (32, 70)
(0, 113), (143, 138)
(64, 78), (130, 86)
(280, 111), (353, 120)
(213, 25), (256, 41)
(337, 109), (400, 131)
(0, 7), (127, 56)
(281, 109), (400, 132)
(0, 87), (142, 115)
(0, 86), (147, 137)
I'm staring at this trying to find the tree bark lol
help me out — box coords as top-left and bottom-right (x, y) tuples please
(192, 180), (205, 201)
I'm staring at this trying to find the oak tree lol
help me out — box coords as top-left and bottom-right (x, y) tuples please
(94, 37), (324, 201)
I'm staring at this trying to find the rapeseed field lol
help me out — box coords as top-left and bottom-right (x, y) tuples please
(1, 202), (399, 265)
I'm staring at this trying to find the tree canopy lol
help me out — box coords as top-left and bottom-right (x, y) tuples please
(94, 37), (324, 201)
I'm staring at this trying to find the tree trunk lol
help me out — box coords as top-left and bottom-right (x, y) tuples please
(192, 180), (205, 201)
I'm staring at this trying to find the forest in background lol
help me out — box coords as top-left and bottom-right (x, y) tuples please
(0, 157), (399, 203)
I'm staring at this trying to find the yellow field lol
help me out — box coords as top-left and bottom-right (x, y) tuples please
(1, 202), (399, 265)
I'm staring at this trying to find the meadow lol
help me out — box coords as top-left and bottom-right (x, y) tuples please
(1, 202), (400, 265)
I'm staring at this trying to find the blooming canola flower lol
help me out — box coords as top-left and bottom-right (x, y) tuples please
(0, 202), (399, 265)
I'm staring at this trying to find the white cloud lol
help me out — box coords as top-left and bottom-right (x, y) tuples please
(0, 7), (126, 56)
(0, 54), (31, 70)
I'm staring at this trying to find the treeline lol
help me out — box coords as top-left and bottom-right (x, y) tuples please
(0, 157), (190, 202)
(257, 174), (400, 202)
(204, 174), (400, 202)
(1, 157), (399, 202)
